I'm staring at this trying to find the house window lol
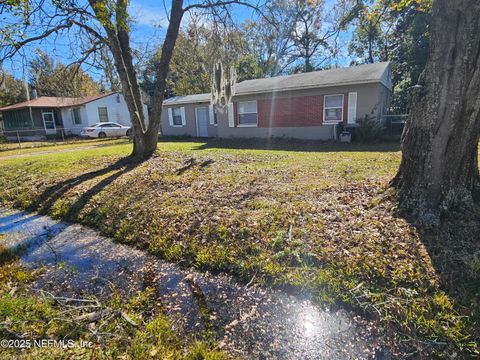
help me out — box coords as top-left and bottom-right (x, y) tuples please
(238, 101), (257, 126)
(172, 107), (182, 126)
(324, 94), (344, 123)
(72, 108), (82, 124)
(98, 107), (109, 122)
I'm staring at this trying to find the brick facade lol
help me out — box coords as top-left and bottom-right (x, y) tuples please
(234, 93), (349, 128)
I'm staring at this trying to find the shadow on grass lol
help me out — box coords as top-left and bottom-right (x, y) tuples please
(28, 156), (141, 221)
(158, 137), (401, 153)
(402, 207), (480, 345)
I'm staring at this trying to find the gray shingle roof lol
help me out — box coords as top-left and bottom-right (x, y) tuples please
(234, 62), (391, 96)
(162, 62), (391, 105)
(163, 93), (210, 105)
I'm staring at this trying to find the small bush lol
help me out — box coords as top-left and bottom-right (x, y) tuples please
(355, 115), (385, 143)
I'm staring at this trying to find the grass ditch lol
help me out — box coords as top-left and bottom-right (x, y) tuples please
(0, 139), (478, 357)
(0, 238), (227, 359)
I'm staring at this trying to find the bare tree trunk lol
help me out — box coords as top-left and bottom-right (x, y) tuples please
(99, 46), (120, 92)
(145, 0), (184, 158)
(89, 0), (147, 158)
(90, 0), (184, 160)
(392, 0), (480, 226)
(367, 26), (374, 64)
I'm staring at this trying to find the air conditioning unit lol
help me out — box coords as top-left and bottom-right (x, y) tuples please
(340, 131), (352, 143)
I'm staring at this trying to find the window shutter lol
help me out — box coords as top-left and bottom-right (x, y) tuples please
(180, 107), (186, 126)
(348, 92), (357, 124)
(227, 103), (234, 127)
(209, 105), (215, 125)
(168, 108), (173, 126)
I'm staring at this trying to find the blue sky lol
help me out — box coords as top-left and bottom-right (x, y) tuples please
(2, 0), (353, 82)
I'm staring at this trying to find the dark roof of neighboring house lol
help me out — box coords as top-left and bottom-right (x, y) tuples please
(0, 93), (115, 111)
(163, 62), (391, 105)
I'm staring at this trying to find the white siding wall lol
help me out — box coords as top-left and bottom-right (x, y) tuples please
(84, 94), (130, 126)
(62, 93), (149, 135)
(61, 106), (88, 135)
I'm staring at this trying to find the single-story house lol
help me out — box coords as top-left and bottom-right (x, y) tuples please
(0, 92), (148, 140)
(160, 62), (392, 140)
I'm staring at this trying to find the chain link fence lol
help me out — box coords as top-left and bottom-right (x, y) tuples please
(0, 129), (108, 151)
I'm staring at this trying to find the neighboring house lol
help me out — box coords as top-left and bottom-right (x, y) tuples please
(161, 62), (392, 140)
(0, 92), (148, 140)
(162, 93), (217, 137)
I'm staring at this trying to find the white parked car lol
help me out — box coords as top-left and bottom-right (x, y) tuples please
(81, 122), (131, 138)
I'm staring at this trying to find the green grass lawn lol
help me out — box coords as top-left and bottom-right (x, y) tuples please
(0, 138), (478, 357)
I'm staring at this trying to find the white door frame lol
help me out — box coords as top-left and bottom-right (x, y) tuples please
(42, 111), (57, 135)
(195, 106), (208, 137)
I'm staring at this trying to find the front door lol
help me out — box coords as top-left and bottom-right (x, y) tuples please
(42, 111), (56, 135)
(196, 107), (208, 137)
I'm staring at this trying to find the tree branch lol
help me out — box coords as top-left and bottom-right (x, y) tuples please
(69, 19), (106, 42)
(1, 21), (73, 61)
(183, 0), (258, 12)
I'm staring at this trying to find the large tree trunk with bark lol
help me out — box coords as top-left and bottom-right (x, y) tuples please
(90, 0), (184, 160)
(392, 0), (480, 226)
(147, 0), (184, 157)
